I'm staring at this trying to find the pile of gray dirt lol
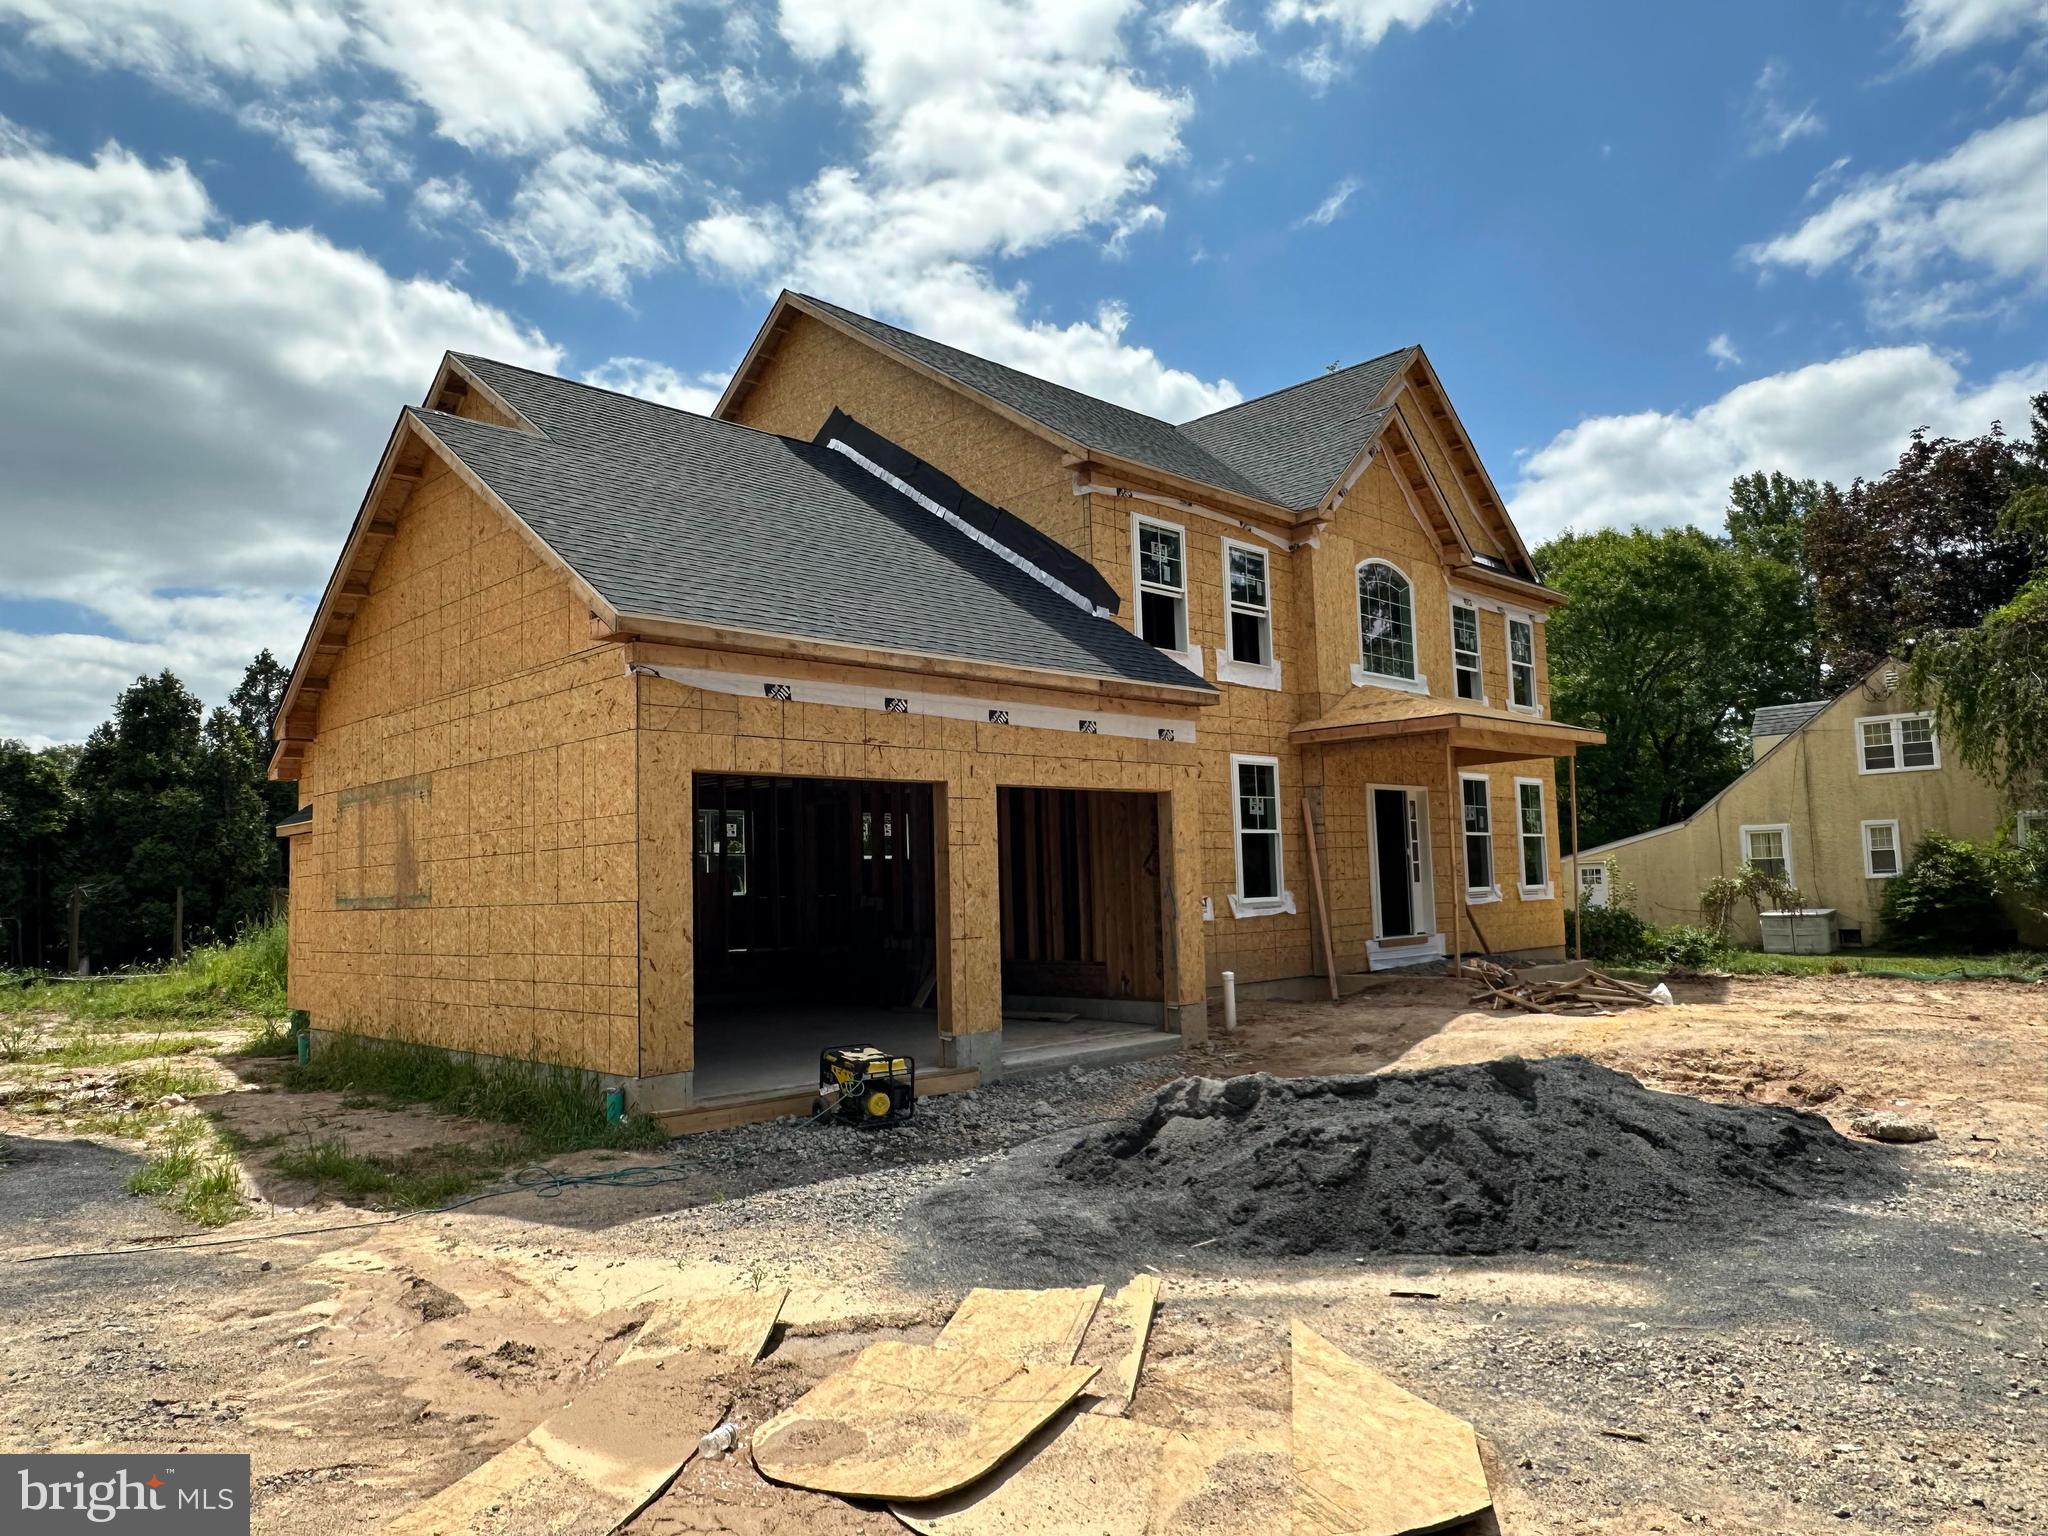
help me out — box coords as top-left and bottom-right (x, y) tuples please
(908, 1056), (1904, 1281)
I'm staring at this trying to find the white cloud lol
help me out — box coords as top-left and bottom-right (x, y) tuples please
(0, 0), (349, 88)
(1707, 333), (1742, 369)
(410, 173), (485, 229)
(1747, 109), (2048, 326)
(1742, 59), (1824, 157)
(583, 356), (731, 414)
(1157, 0), (1258, 65)
(1297, 173), (1360, 227)
(1288, 44), (1342, 91)
(0, 132), (558, 743)
(1509, 345), (2048, 542)
(1103, 203), (1165, 257)
(1267, 0), (1466, 50)
(240, 97), (414, 200)
(0, 0), (674, 157)
(1899, 0), (2048, 62)
(651, 72), (709, 144)
(680, 0), (1238, 419)
(488, 147), (677, 299)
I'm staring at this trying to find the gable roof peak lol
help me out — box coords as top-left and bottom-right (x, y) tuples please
(1174, 344), (1418, 427)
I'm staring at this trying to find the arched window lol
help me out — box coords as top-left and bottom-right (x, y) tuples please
(1356, 560), (1416, 682)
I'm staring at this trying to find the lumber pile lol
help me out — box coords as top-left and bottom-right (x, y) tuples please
(1460, 958), (1666, 1015)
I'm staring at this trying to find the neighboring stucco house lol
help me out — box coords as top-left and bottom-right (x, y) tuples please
(1565, 660), (2038, 947)
(271, 291), (1599, 1122)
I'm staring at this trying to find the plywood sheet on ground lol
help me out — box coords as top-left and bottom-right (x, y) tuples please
(936, 1285), (1103, 1366)
(751, 1341), (1098, 1501)
(382, 1289), (786, 1535)
(893, 1410), (1176, 1535)
(1290, 1321), (1490, 1536)
(1076, 1275), (1159, 1416)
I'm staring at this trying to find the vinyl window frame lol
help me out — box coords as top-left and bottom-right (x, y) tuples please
(1217, 536), (1282, 690)
(1450, 598), (1485, 703)
(1458, 771), (1500, 902)
(1351, 558), (1428, 694)
(1514, 776), (1553, 899)
(1131, 512), (1198, 670)
(1506, 614), (1538, 712)
(1739, 822), (1794, 886)
(1861, 818), (1902, 880)
(1228, 753), (1289, 917)
(1856, 711), (1940, 774)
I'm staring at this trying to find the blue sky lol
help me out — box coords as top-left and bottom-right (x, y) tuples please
(1, 0), (2044, 744)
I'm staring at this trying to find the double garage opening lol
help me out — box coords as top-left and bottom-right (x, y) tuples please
(690, 773), (1169, 1101)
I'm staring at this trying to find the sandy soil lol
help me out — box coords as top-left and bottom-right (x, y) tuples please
(1, 972), (2043, 1534)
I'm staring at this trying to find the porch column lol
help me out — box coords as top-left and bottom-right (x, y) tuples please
(1157, 779), (1209, 1044)
(934, 773), (1004, 1078)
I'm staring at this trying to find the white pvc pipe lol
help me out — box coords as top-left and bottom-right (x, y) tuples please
(1221, 970), (1237, 1033)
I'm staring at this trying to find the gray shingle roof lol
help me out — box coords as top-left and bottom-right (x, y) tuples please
(1751, 700), (1828, 739)
(794, 295), (1417, 513)
(426, 358), (1213, 695)
(1177, 350), (1415, 511)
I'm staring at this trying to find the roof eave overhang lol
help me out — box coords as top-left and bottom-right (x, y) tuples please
(1449, 562), (1567, 611)
(1291, 711), (1604, 756)
(616, 616), (1220, 710)
(1402, 348), (1541, 577)
(268, 410), (623, 782)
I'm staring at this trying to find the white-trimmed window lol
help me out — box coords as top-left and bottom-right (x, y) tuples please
(1861, 819), (1901, 879)
(1451, 600), (1484, 701)
(1858, 712), (1939, 774)
(2019, 810), (2048, 847)
(1459, 773), (1498, 899)
(1218, 539), (1280, 688)
(1507, 616), (1537, 710)
(1230, 755), (1285, 913)
(1515, 777), (1552, 897)
(1132, 515), (1189, 654)
(1355, 560), (1420, 689)
(1741, 823), (1793, 885)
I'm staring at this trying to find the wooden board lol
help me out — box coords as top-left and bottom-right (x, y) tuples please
(1077, 1274), (1160, 1416)
(937, 1285), (1104, 1366)
(1290, 1321), (1491, 1536)
(892, 1410), (1176, 1535)
(751, 1341), (1098, 1502)
(382, 1289), (786, 1535)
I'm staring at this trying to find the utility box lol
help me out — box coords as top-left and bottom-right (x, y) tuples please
(1760, 908), (1839, 955)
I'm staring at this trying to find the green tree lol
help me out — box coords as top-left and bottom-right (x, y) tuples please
(1540, 526), (1799, 849)
(1726, 471), (1824, 698)
(229, 648), (298, 840)
(0, 741), (73, 967)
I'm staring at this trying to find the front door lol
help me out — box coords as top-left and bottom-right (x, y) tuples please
(1369, 786), (1433, 941)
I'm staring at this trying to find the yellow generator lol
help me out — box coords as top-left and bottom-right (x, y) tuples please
(817, 1045), (916, 1128)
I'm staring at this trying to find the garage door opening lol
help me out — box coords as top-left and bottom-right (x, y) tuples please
(997, 787), (1174, 1065)
(692, 773), (937, 1099)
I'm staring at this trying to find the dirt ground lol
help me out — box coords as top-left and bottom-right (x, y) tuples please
(1, 972), (2043, 1534)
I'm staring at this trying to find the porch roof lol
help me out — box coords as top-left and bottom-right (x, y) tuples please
(1291, 688), (1605, 760)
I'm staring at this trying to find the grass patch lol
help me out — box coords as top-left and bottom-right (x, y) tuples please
(126, 1121), (245, 1228)
(231, 1019), (300, 1058)
(121, 1062), (220, 1101)
(1690, 948), (2048, 980)
(273, 1136), (497, 1210)
(0, 919), (288, 1024)
(287, 1035), (664, 1156)
(32, 1035), (214, 1067)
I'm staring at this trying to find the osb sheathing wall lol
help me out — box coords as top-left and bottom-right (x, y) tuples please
(729, 316), (1566, 982)
(287, 458), (642, 1077)
(1567, 677), (2011, 947)
(631, 644), (1210, 1076)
